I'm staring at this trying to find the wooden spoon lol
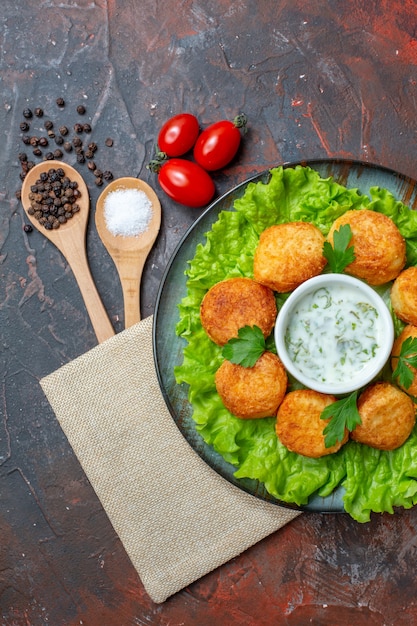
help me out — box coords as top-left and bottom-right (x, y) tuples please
(95, 177), (161, 328)
(21, 160), (115, 343)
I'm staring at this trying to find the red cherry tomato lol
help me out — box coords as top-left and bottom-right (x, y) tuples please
(157, 158), (215, 208)
(193, 114), (247, 171)
(158, 113), (200, 157)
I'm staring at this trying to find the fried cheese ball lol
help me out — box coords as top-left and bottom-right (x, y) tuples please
(391, 267), (417, 326)
(327, 209), (406, 285)
(215, 352), (287, 419)
(200, 277), (277, 346)
(253, 222), (327, 293)
(351, 382), (415, 450)
(276, 389), (348, 458)
(391, 325), (417, 396)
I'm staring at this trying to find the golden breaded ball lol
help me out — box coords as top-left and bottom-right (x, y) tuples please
(215, 352), (287, 419)
(351, 382), (415, 450)
(391, 325), (417, 396)
(253, 222), (327, 292)
(276, 389), (348, 458)
(391, 267), (417, 326)
(200, 277), (277, 346)
(327, 209), (405, 285)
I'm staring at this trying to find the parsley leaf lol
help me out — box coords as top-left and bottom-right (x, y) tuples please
(320, 391), (361, 448)
(222, 325), (266, 367)
(392, 336), (417, 389)
(323, 223), (356, 273)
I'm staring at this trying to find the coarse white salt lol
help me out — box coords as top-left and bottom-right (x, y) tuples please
(103, 188), (153, 237)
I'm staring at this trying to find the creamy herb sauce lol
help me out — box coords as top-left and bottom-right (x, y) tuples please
(285, 285), (382, 384)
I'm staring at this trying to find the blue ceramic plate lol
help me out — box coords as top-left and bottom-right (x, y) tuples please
(152, 159), (417, 513)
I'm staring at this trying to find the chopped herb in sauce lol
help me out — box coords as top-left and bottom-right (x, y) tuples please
(285, 285), (382, 385)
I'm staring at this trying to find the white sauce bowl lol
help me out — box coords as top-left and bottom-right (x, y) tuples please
(274, 274), (394, 395)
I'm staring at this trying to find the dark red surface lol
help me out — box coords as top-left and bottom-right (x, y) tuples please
(2, 1), (417, 624)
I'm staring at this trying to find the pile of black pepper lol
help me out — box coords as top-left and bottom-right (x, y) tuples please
(16, 97), (115, 215)
(27, 166), (81, 230)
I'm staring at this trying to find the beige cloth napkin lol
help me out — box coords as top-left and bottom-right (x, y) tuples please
(40, 315), (301, 604)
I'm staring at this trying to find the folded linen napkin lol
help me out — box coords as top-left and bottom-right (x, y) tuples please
(40, 315), (301, 604)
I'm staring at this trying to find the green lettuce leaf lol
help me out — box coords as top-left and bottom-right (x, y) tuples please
(233, 165), (367, 235)
(342, 432), (417, 522)
(175, 165), (417, 522)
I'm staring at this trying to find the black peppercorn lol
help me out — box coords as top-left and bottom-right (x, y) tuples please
(44, 120), (53, 130)
(83, 123), (91, 133)
(63, 142), (72, 152)
(20, 122), (30, 132)
(33, 148), (42, 157)
(44, 152), (54, 160)
(56, 97), (65, 107)
(39, 137), (48, 147)
(74, 123), (83, 134)
(72, 136), (82, 147)
(87, 161), (96, 170)
(22, 135), (31, 145)
(23, 108), (33, 119)
(76, 152), (85, 163)
(85, 150), (94, 159)
(23, 224), (33, 233)
(76, 105), (86, 115)
(18, 152), (28, 162)
(95, 177), (103, 186)
(88, 142), (97, 152)
(15, 189), (22, 200)
(53, 149), (63, 159)
(105, 138), (113, 147)
(47, 130), (55, 139)
(34, 107), (44, 117)
(55, 136), (64, 145)
(103, 171), (113, 181)
(59, 125), (69, 136)
(93, 169), (102, 178)
(29, 137), (39, 146)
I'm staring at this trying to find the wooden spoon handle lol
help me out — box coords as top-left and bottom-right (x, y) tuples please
(116, 255), (147, 328)
(66, 248), (115, 343)
(121, 275), (142, 328)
